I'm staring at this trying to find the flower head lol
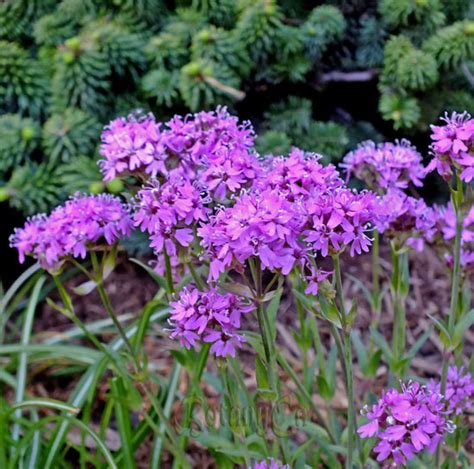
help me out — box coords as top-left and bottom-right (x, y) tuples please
(257, 148), (343, 200)
(358, 382), (453, 467)
(10, 194), (133, 271)
(342, 139), (425, 191)
(427, 366), (474, 416)
(375, 190), (436, 251)
(162, 107), (260, 198)
(431, 202), (474, 271)
(168, 286), (253, 357)
(427, 112), (474, 182)
(99, 113), (165, 181)
(304, 188), (377, 257)
(134, 175), (210, 256)
(198, 188), (305, 280)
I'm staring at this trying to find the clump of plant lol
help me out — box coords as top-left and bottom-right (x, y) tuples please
(2, 107), (473, 468)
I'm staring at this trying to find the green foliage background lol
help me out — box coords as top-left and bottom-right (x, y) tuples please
(0, 0), (473, 214)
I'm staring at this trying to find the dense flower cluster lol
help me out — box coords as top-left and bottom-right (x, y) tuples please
(341, 139), (425, 191)
(428, 367), (474, 416)
(358, 382), (453, 467)
(432, 202), (474, 270)
(427, 112), (474, 182)
(10, 194), (132, 271)
(375, 190), (437, 251)
(257, 148), (343, 198)
(168, 286), (253, 357)
(99, 107), (261, 199)
(198, 148), (377, 280)
(99, 114), (165, 181)
(304, 188), (377, 257)
(198, 188), (305, 280)
(250, 459), (290, 469)
(134, 175), (210, 255)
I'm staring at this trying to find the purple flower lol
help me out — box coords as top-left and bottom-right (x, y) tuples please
(250, 459), (289, 469)
(375, 190), (436, 251)
(167, 286), (253, 357)
(427, 366), (474, 416)
(257, 148), (343, 199)
(134, 175), (210, 256)
(10, 194), (133, 271)
(198, 188), (306, 280)
(430, 202), (474, 271)
(161, 106), (260, 199)
(427, 112), (474, 182)
(99, 113), (165, 181)
(342, 139), (425, 191)
(304, 188), (377, 257)
(304, 267), (332, 295)
(358, 381), (454, 467)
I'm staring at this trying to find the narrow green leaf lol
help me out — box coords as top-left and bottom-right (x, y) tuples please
(255, 356), (270, 390)
(316, 374), (334, 401)
(110, 377), (136, 469)
(71, 279), (97, 296)
(266, 288), (282, 341)
(427, 313), (451, 348)
(452, 310), (474, 349)
(12, 277), (46, 448)
(130, 258), (167, 289)
(10, 399), (80, 415)
(351, 332), (368, 374)
(370, 328), (393, 362)
(406, 327), (432, 360)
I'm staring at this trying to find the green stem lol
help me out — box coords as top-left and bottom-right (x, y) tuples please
(276, 352), (336, 443)
(179, 343), (211, 450)
(252, 260), (278, 395)
(163, 248), (175, 296)
(372, 230), (381, 316)
(333, 255), (361, 469)
(187, 261), (205, 291)
(90, 252), (135, 364)
(436, 174), (464, 468)
(441, 210), (463, 393)
(390, 246), (407, 377)
(52, 276), (126, 376)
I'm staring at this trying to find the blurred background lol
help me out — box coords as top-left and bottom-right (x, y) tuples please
(0, 0), (473, 284)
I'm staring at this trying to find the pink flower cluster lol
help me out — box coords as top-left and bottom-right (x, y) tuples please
(304, 188), (377, 257)
(168, 286), (253, 357)
(134, 175), (210, 256)
(358, 382), (453, 467)
(250, 459), (289, 469)
(10, 194), (132, 271)
(427, 112), (474, 182)
(99, 114), (165, 181)
(427, 366), (474, 416)
(198, 189), (305, 280)
(375, 190), (437, 251)
(341, 139), (425, 191)
(199, 148), (377, 281)
(99, 107), (261, 200)
(257, 148), (343, 198)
